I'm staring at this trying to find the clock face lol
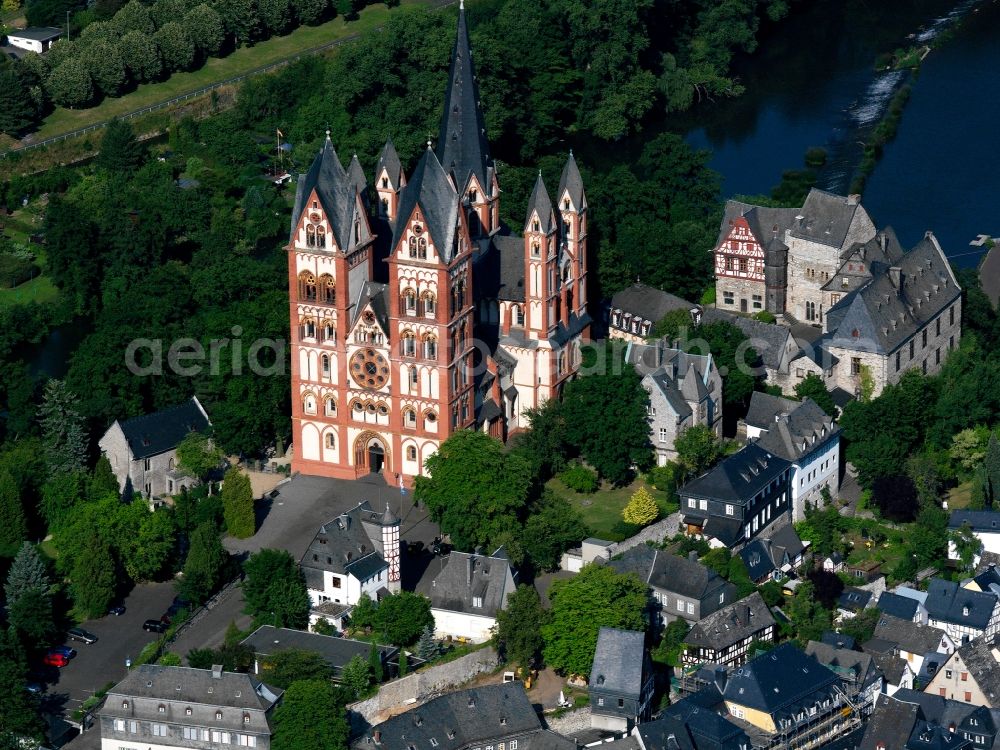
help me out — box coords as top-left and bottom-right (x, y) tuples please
(350, 348), (389, 389)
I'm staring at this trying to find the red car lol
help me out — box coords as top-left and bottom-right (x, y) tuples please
(42, 652), (69, 668)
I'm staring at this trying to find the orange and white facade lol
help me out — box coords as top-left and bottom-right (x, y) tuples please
(287, 6), (590, 483)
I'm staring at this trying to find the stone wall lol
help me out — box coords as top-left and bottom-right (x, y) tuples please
(347, 647), (501, 734)
(716, 276), (766, 315)
(609, 513), (680, 557)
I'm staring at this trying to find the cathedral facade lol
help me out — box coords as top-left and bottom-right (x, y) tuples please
(287, 5), (591, 482)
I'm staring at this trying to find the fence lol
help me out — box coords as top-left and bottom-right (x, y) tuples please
(1, 0), (455, 160)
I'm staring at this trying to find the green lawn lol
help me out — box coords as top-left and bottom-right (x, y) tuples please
(31, 1), (429, 142)
(0, 274), (58, 308)
(1, 201), (58, 309)
(947, 481), (974, 510)
(547, 477), (678, 542)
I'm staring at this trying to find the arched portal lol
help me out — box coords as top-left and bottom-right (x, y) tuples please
(353, 432), (390, 475)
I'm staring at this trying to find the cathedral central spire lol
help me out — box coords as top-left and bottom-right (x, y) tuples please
(436, 2), (492, 196)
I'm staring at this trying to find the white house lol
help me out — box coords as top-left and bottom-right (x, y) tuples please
(416, 547), (516, 643)
(948, 510), (1000, 566)
(5, 27), (61, 53)
(924, 578), (1000, 645)
(743, 392), (840, 521)
(870, 614), (955, 678)
(299, 502), (401, 609)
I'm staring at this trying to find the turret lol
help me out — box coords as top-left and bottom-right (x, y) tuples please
(374, 138), (405, 221)
(381, 503), (401, 591)
(765, 239), (788, 314)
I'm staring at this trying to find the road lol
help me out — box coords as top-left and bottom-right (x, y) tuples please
(42, 581), (176, 715)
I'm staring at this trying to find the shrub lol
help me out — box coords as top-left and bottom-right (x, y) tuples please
(700, 286), (715, 305)
(623, 486), (659, 526)
(645, 463), (677, 494)
(559, 464), (598, 494)
(804, 147), (827, 168)
(753, 310), (776, 324)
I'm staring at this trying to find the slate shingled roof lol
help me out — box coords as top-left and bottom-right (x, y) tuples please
(299, 501), (389, 581)
(417, 548), (514, 618)
(744, 391), (799, 431)
(680, 442), (790, 506)
(591, 628), (647, 698)
(494, 234), (526, 302)
(557, 151), (586, 210)
(292, 138), (369, 252)
(609, 547), (735, 604)
(353, 684), (575, 750)
(611, 282), (694, 324)
(952, 638), (1000, 704)
(948, 510), (1000, 533)
(873, 614), (948, 655)
(788, 189), (869, 249)
(722, 643), (837, 715)
(925, 577), (997, 631)
(100, 665), (281, 735)
(118, 396), (210, 460)
(804, 641), (877, 687)
(838, 587), (873, 613)
(642, 708), (751, 750)
(716, 200), (799, 249)
(858, 694), (922, 750)
(701, 309), (795, 373)
(684, 592), (775, 652)
(436, 4), (492, 195)
(391, 146), (461, 263)
(240, 626), (395, 672)
(525, 173), (555, 234)
(877, 592), (921, 622)
(755, 398), (838, 464)
(825, 233), (960, 355)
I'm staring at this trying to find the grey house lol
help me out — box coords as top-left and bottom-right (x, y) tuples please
(804, 640), (882, 717)
(98, 396), (211, 500)
(679, 442), (792, 549)
(609, 547), (736, 626)
(629, 341), (723, 466)
(99, 664), (280, 750)
(608, 282), (695, 343)
(589, 627), (654, 732)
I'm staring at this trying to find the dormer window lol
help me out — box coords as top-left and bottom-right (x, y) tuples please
(216, 712), (223, 720)
(473, 596), (483, 608)
(532, 219), (539, 232)
(122, 701), (129, 709)
(186, 708), (192, 716)
(158, 705), (165, 713)
(243, 715), (251, 724)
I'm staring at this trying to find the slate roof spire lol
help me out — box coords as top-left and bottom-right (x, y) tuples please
(557, 150), (586, 211)
(436, 2), (492, 195)
(375, 137), (403, 190)
(524, 171), (554, 233)
(390, 146), (460, 263)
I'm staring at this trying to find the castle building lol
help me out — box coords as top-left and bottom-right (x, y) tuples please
(287, 4), (590, 482)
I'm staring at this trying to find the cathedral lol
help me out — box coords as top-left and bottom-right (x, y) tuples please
(287, 3), (591, 482)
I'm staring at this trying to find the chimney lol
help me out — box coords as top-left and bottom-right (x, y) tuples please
(889, 267), (902, 288)
(211, 664), (223, 679)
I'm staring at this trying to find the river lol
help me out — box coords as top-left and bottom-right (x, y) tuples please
(681, 0), (997, 267)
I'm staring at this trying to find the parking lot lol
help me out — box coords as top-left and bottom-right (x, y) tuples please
(42, 581), (177, 715)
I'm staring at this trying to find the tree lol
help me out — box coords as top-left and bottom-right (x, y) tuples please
(415, 431), (531, 551)
(272, 679), (348, 750)
(675, 424), (721, 480)
(794, 375), (837, 417)
(217, 0), (261, 45)
(397, 650), (408, 676)
(0, 469), (29, 555)
(416, 625), (437, 660)
(340, 655), (371, 699)
(372, 591), (433, 646)
(40, 469), (86, 530)
(178, 522), (230, 604)
(46, 57), (94, 108)
(38, 379), (87, 478)
(561, 365), (652, 485)
(512, 398), (571, 479)
(112, 0), (156, 34)
(622, 486), (659, 526)
(184, 4), (226, 57)
(784, 579), (830, 643)
(650, 308), (692, 342)
(838, 607), (881, 644)
(83, 39), (127, 96)
(872, 474), (919, 522)
(243, 549), (310, 628)
(90, 455), (120, 501)
(71, 537), (117, 618)
(951, 522), (983, 571)
(290, 0), (326, 24)
(4, 543), (49, 607)
(520, 491), (588, 572)
(541, 564), (647, 676)
(222, 467), (255, 538)
(8, 588), (56, 643)
(687, 321), (759, 409)
(0, 629), (44, 744)
(120, 503), (177, 581)
(349, 592), (376, 632)
(368, 642), (383, 683)
(119, 30), (163, 83)
(154, 21), (196, 72)
(493, 585), (548, 668)
(258, 0), (290, 35)
(984, 433), (1000, 508)
(97, 119), (146, 174)
(0, 68), (37, 136)
(261, 648), (332, 689)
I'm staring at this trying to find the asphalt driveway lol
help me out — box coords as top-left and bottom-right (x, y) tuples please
(41, 581), (176, 715)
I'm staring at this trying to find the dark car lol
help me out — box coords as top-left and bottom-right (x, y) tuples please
(108, 605), (126, 616)
(66, 627), (98, 644)
(143, 619), (167, 633)
(49, 646), (76, 660)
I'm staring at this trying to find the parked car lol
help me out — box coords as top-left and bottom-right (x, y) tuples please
(108, 605), (126, 616)
(49, 646), (76, 660)
(25, 682), (43, 694)
(66, 627), (98, 644)
(42, 652), (69, 668)
(143, 619), (167, 633)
